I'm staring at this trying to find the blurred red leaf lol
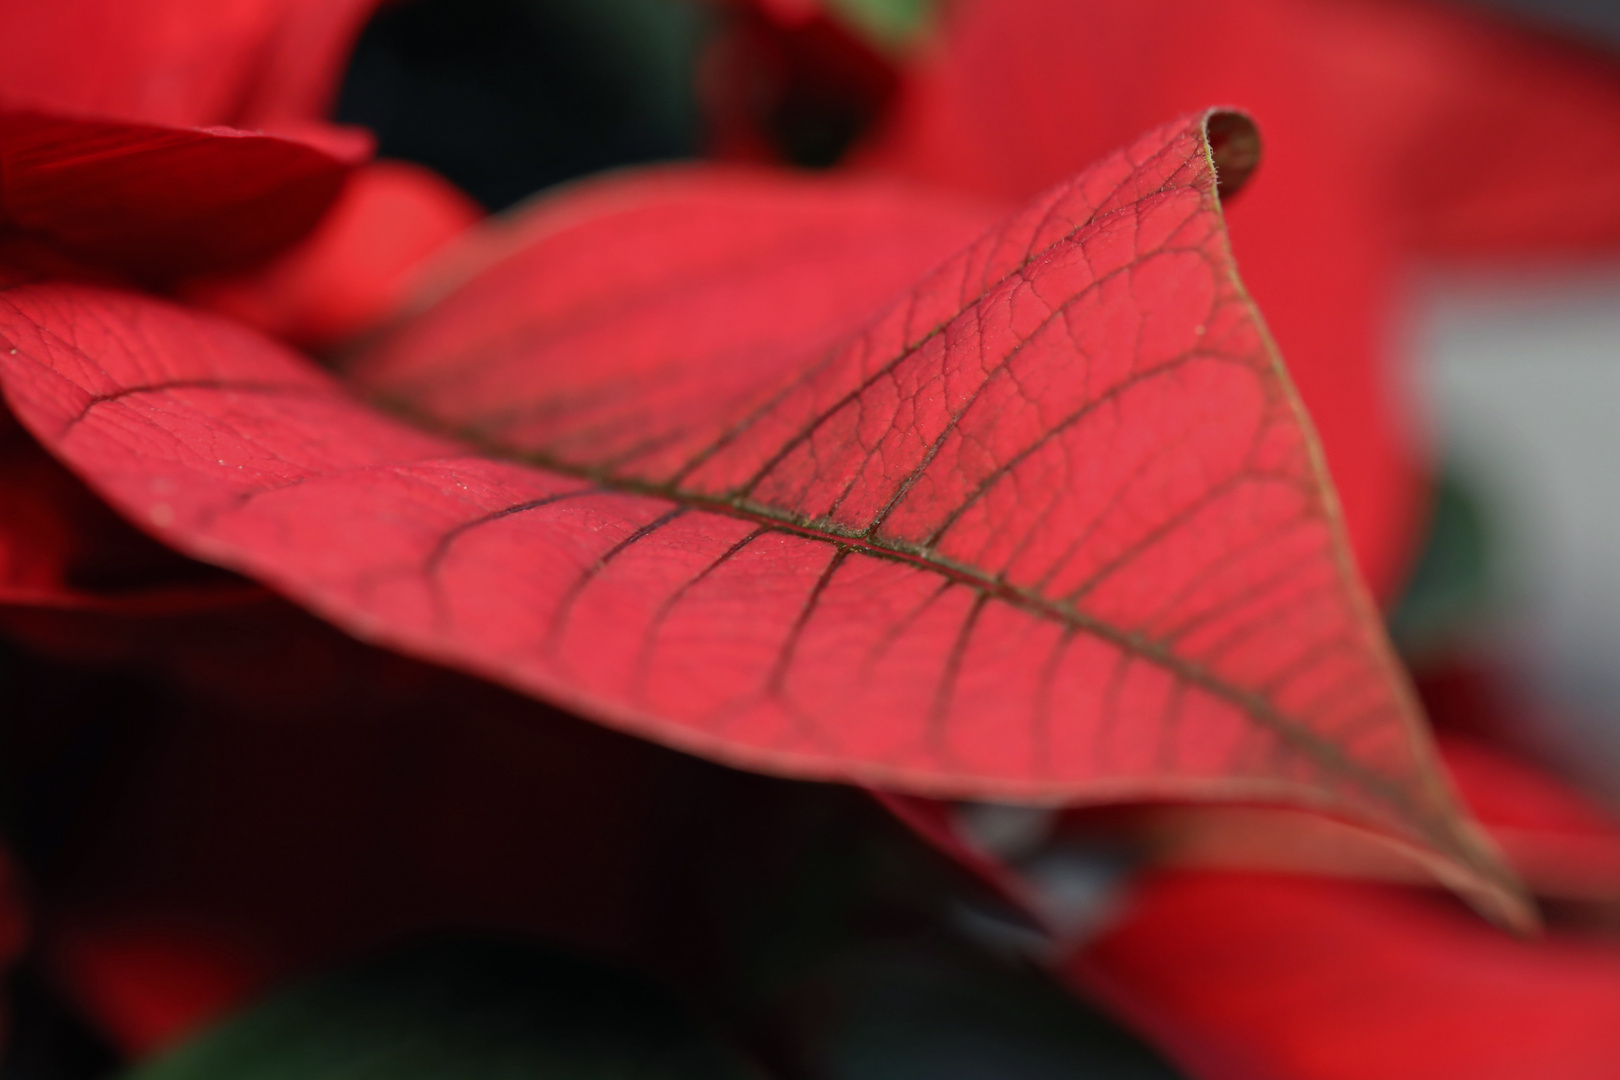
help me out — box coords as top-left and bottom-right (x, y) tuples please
(1286, 0), (1620, 257)
(0, 112), (368, 281)
(0, 0), (379, 280)
(701, 4), (899, 166)
(1069, 871), (1620, 1080)
(183, 161), (483, 350)
(0, 0), (380, 129)
(0, 113), (1521, 920)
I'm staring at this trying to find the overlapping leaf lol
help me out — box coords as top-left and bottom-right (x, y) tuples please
(0, 112), (1520, 918)
(0, 113), (366, 280)
(0, 0), (376, 280)
(0, 0), (380, 129)
(184, 160), (483, 349)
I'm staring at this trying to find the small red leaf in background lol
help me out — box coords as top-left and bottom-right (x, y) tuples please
(0, 113), (368, 281)
(701, 2), (900, 167)
(0, 0), (380, 129)
(1436, 734), (1620, 903)
(1289, 0), (1620, 257)
(183, 161), (484, 350)
(1068, 871), (1620, 1080)
(0, 0), (379, 280)
(0, 113), (1523, 918)
(881, 732), (1620, 945)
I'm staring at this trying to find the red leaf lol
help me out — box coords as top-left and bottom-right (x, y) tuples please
(0, 111), (368, 280)
(183, 161), (484, 350)
(1069, 871), (1620, 1080)
(1286, 0), (1620, 258)
(0, 113), (1523, 920)
(0, 0), (381, 129)
(0, 0), (377, 278)
(1437, 735), (1620, 903)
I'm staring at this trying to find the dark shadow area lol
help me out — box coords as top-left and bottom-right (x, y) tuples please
(335, 0), (710, 210)
(0, 962), (120, 1080)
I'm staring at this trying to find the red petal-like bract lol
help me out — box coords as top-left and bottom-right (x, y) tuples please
(0, 113), (1522, 919)
(1290, 0), (1620, 257)
(0, 0), (376, 278)
(0, 112), (366, 280)
(0, 0), (380, 129)
(1071, 871), (1620, 1080)
(184, 160), (484, 350)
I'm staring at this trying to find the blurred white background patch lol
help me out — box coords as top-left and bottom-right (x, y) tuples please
(1409, 264), (1620, 791)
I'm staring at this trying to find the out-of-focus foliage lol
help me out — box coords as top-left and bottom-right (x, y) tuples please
(122, 939), (763, 1080)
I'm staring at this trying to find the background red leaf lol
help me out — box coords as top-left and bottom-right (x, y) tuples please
(1069, 871), (1620, 1080)
(0, 0), (381, 130)
(0, 0), (381, 281)
(876, 733), (1620, 1076)
(1289, 0), (1620, 257)
(182, 160), (483, 350)
(0, 113), (1522, 920)
(0, 112), (369, 281)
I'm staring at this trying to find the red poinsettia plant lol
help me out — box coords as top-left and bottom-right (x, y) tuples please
(3, 0), (1620, 1077)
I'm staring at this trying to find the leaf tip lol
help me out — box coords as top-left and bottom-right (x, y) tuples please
(1204, 110), (1262, 201)
(1435, 819), (1543, 937)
